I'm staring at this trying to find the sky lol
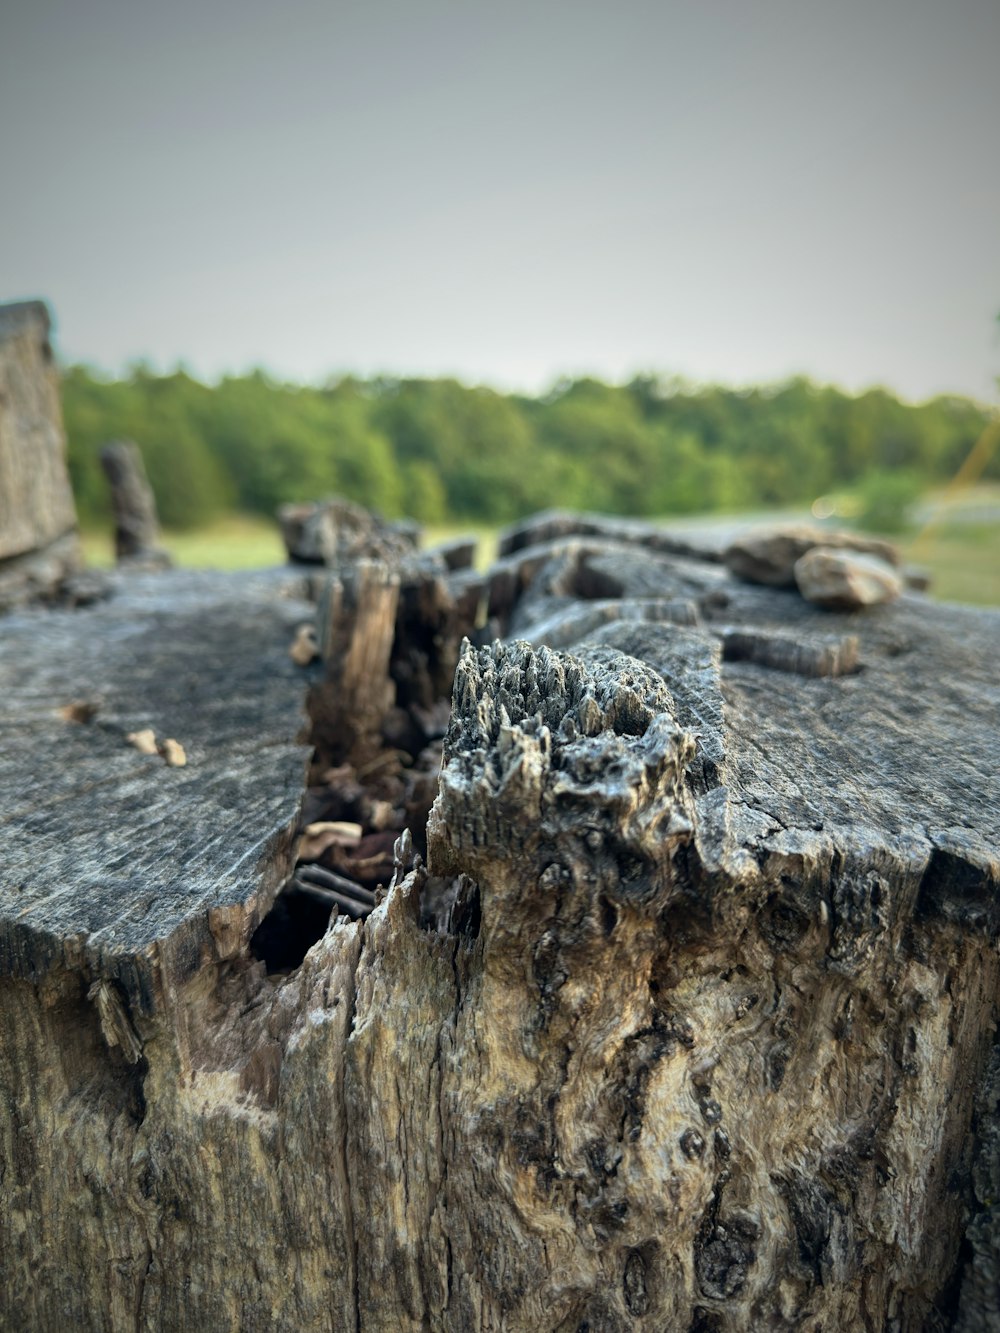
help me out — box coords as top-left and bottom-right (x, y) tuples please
(2, 0), (998, 402)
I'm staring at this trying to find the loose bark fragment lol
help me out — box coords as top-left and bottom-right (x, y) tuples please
(794, 546), (903, 609)
(721, 627), (860, 676)
(125, 727), (159, 755)
(723, 524), (899, 587)
(159, 738), (186, 767)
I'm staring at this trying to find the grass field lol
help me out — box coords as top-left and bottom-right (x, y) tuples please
(81, 514), (286, 570)
(80, 497), (1000, 607)
(901, 523), (1000, 607)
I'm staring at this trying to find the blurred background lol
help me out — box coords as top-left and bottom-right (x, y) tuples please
(2, 0), (998, 601)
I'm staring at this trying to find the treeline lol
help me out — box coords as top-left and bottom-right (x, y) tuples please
(62, 365), (993, 531)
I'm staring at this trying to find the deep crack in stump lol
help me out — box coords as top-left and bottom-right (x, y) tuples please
(1, 506), (999, 1331)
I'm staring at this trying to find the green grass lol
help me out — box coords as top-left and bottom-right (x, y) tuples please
(82, 516), (498, 573)
(423, 523), (499, 569)
(80, 500), (1000, 607)
(902, 523), (1000, 607)
(81, 514), (285, 570)
(805, 481), (1000, 606)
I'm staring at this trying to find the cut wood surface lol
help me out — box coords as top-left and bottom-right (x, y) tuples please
(1, 509), (999, 1331)
(0, 567), (313, 1007)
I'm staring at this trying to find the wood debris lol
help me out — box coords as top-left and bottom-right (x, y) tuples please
(794, 546), (903, 609)
(125, 727), (159, 755)
(125, 728), (186, 765)
(159, 738), (187, 767)
(58, 699), (100, 724)
(289, 623), (319, 665)
(298, 820), (363, 859)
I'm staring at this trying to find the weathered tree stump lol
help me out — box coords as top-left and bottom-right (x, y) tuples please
(100, 439), (172, 569)
(278, 497), (420, 568)
(1, 504), (999, 1332)
(0, 300), (81, 608)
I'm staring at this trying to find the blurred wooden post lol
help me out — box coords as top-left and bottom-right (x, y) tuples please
(100, 439), (172, 568)
(0, 300), (80, 607)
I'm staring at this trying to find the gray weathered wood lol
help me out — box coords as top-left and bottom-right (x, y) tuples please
(310, 559), (401, 769)
(279, 496), (420, 566)
(0, 567), (313, 1008)
(1, 507), (998, 1331)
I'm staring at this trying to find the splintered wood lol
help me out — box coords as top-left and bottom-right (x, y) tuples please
(1, 508), (999, 1331)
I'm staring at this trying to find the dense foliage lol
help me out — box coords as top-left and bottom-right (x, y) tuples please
(62, 365), (993, 530)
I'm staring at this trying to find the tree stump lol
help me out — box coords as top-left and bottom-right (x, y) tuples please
(1, 508), (998, 1331)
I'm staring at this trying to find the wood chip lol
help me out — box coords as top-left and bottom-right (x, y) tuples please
(794, 548), (902, 610)
(289, 623), (319, 666)
(299, 820), (364, 859)
(59, 700), (100, 724)
(303, 821), (364, 843)
(159, 738), (187, 767)
(125, 728), (159, 755)
(367, 799), (398, 831)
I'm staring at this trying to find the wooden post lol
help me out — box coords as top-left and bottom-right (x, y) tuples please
(0, 300), (80, 607)
(100, 439), (171, 568)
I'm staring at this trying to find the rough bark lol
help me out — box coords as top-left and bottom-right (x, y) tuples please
(1, 510), (999, 1332)
(0, 300), (81, 606)
(278, 497), (420, 567)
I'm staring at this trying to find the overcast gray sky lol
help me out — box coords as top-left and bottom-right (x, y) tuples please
(2, 0), (998, 401)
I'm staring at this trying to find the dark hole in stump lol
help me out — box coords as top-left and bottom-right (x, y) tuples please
(249, 888), (335, 974)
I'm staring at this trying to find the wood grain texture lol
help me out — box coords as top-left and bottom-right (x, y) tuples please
(0, 567), (313, 1009)
(1, 512), (999, 1331)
